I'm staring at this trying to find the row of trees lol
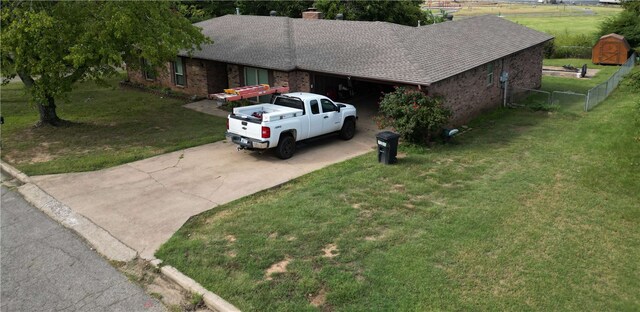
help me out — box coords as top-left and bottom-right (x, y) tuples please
(177, 0), (441, 26)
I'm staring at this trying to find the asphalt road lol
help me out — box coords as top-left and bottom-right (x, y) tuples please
(0, 185), (165, 312)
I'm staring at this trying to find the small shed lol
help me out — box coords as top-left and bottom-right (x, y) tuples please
(592, 33), (631, 65)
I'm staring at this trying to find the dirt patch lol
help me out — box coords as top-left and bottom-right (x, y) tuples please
(309, 288), (327, 307)
(352, 203), (362, 209)
(30, 152), (54, 163)
(322, 244), (339, 258)
(226, 250), (237, 258)
(542, 66), (599, 79)
(268, 232), (278, 240)
(225, 235), (236, 243)
(392, 184), (405, 192)
(114, 258), (210, 311)
(265, 257), (291, 280)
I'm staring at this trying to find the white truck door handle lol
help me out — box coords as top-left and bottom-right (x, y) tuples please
(323, 116), (329, 119)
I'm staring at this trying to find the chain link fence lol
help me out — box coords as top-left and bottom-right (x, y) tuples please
(507, 86), (551, 108)
(585, 53), (637, 112)
(551, 91), (587, 112)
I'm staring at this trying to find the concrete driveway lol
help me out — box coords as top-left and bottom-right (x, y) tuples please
(32, 102), (380, 259)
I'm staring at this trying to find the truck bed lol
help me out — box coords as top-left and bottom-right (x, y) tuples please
(232, 104), (303, 123)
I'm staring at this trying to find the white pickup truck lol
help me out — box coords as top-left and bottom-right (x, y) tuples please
(226, 92), (357, 159)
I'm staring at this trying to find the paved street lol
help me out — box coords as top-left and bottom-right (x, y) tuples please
(0, 185), (165, 312)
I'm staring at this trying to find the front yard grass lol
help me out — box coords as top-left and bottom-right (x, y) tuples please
(0, 78), (226, 175)
(156, 68), (640, 311)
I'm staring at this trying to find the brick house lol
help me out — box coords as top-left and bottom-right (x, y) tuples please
(127, 13), (553, 125)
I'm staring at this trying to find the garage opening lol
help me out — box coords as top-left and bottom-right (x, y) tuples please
(311, 73), (394, 102)
(311, 73), (395, 134)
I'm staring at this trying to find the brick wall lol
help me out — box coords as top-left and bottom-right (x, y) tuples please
(127, 58), (228, 97)
(273, 71), (290, 87)
(290, 71), (311, 92)
(428, 44), (544, 125)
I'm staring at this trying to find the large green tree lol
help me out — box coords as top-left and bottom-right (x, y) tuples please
(314, 0), (438, 26)
(174, 0), (439, 26)
(598, 0), (640, 51)
(1, 1), (209, 126)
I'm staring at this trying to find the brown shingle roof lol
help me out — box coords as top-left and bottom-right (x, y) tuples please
(185, 15), (553, 85)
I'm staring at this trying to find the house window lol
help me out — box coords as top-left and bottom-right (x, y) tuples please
(173, 57), (186, 86)
(244, 67), (270, 102)
(142, 58), (155, 80)
(487, 62), (494, 86)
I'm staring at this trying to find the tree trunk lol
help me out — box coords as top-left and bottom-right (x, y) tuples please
(36, 96), (63, 127)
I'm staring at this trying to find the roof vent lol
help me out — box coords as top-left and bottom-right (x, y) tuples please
(336, 13), (344, 20)
(270, 10), (277, 17)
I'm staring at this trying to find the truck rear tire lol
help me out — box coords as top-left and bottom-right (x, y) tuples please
(275, 134), (296, 159)
(339, 118), (356, 140)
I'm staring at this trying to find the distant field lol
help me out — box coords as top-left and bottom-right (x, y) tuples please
(452, 4), (621, 36)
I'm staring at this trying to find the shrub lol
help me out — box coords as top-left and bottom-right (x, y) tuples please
(377, 87), (451, 144)
(545, 33), (595, 59)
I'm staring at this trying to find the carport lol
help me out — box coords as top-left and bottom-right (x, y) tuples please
(309, 73), (395, 136)
(311, 72), (395, 102)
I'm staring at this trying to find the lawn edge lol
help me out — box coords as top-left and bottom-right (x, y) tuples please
(148, 259), (241, 312)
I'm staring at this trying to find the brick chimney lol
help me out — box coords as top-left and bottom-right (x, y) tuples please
(302, 8), (323, 19)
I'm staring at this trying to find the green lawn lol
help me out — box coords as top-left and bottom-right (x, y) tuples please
(454, 4), (621, 48)
(542, 58), (621, 93)
(0, 78), (226, 175)
(455, 3), (621, 36)
(156, 68), (640, 311)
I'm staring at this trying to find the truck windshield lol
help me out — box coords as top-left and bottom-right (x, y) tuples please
(273, 96), (305, 115)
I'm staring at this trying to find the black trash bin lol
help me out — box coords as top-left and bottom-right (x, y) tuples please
(376, 131), (400, 164)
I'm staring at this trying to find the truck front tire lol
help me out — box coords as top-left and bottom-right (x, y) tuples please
(275, 134), (296, 159)
(339, 118), (356, 140)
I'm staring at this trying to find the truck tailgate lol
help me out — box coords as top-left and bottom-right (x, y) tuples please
(228, 116), (263, 139)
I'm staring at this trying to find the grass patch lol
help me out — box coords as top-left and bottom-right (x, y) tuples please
(156, 68), (640, 310)
(0, 78), (226, 175)
(455, 3), (621, 36)
(455, 4), (622, 58)
(542, 58), (621, 93)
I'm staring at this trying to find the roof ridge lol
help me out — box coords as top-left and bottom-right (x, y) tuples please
(389, 25), (431, 85)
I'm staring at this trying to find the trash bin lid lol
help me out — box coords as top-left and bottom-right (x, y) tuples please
(376, 131), (400, 140)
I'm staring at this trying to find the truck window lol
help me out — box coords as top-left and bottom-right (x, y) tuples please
(321, 99), (337, 113)
(310, 100), (320, 114)
(274, 96), (305, 115)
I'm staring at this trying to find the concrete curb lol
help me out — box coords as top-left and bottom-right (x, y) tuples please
(1, 161), (31, 184)
(2, 161), (239, 311)
(149, 259), (241, 312)
(1, 161), (137, 262)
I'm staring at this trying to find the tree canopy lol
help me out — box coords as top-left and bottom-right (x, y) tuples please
(177, 0), (438, 27)
(1, 1), (209, 126)
(598, 0), (640, 51)
(314, 0), (441, 26)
